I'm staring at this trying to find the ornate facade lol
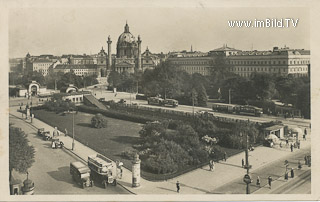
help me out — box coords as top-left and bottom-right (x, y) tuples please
(107, 22), (142, 74)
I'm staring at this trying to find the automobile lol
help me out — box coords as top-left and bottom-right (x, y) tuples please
(37, 128), (45, 136)
(98, 98), (105, 102)
(118, 99), (126, 104)
(263, 139), (274, 147)
(70, 161), (93, 188)
(42, 131), (52, 141)
(51, 138), (64, 149)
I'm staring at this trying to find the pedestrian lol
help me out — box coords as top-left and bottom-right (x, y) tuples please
(286, 138), (289, 146)
(290, 143), (294, 152)
(212, 161), (215, 171)
(305, 155), (308, 165)
(176, 181), (180, 193)
(298, 160), (302, 169)
(65, 128), (68, 137)
(242, 158), (244, 168)
(268, 176), (272, 189)
(297, 140), (300, 149)
(51, 141), (56, 149)
(224, 152), (227, 161)
(280, 142), (282, 148)
(31, 114), (34, 123)
(284, 171), (288, 180)
(209, 160), (213, 171)
(303, 134), (306, 141)
(256, 176), (261, 187)
(304, 128), (307, 136)
(290, 168), (294, 178)
(19, 105), (22, 111)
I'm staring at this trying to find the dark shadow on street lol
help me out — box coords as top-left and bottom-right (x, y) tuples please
(47, 166), (75, 185)
(218, 162), (243, 169)
(157, 186), (178, 193)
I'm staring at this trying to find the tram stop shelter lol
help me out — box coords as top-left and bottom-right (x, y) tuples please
(264, 125), (285, 140)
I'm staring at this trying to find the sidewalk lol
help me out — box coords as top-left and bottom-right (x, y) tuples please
(9, 106), (311, 194)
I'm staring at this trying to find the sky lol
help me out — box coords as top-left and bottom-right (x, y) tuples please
(9, 6), (310, 58)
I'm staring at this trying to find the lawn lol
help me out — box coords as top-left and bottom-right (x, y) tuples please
(33, 109), (143, 171)
(33, 109), (245, 181)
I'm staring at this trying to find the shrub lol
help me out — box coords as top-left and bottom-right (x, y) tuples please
(121, 149), (137, 160)
(91, 113), (108, 128)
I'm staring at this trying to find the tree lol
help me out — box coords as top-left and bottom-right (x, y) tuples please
(91, 113), (108, 128)
(9, 126), (35, 181)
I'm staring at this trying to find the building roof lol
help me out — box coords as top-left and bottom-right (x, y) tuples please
(264, 125), (284, 131)
(55, 64), (97, 70)
(210, 45), (240, 52)
(33, 59), (53, 63)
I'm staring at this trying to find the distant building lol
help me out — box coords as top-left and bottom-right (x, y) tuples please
(167, 49), (213, 76)
(107, 22), (142, 74)
(69, 54), (94, 65)
(228, 47), (310, 78)
(141, 47), (160, 71)
(9, 58), (23, 72)
(54, 64), (98, 76)
(32, 59), (54, 76)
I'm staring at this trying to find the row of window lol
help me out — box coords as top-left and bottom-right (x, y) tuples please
(172, 61), (209, 65)
(232, 66), (308, 73)
(180, 66), (208, 71)
(230, 59), (310, 65)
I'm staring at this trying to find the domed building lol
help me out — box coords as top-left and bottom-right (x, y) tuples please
(107, 22), (142, 74)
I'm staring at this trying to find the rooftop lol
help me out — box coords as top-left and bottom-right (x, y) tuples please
(55, 64), (97, 69)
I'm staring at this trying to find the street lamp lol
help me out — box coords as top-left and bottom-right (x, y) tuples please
(242, 130), (251, 194)
(72, 111), (75, 150)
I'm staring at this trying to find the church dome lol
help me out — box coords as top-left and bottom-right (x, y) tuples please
(116, 22), (139, 58)
(117, 23), (136, 45)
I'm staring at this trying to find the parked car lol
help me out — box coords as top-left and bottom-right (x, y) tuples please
(51, 138), (64, 149)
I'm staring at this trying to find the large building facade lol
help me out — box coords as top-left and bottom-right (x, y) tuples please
(107, 22), (142, 74)
(228, 47), (310, 78)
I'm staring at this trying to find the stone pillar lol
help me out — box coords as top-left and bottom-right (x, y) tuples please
(107, 36), (112, 74)
(137, 35), (142, 70)
(132, 153), (141, 187)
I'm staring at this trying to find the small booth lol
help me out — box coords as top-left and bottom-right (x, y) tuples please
(289, 127), (303, 142)
(264, 125), (285, 139)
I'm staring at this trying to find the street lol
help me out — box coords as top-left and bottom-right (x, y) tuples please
(9, 114), (129, 194)
(211, 145), (311, 194)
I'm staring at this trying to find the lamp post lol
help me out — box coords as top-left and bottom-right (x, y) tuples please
(242, 129), (251, 194)
(72, 111), (75, 150)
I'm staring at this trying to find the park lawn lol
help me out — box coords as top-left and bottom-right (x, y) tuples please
(33, 109), (245, 181)
(33, 109), (143, 170)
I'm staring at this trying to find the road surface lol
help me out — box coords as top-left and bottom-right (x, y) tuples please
(9, 114), (130, 195)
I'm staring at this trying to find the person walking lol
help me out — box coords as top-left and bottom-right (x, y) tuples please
(212, 161), (215, 172)
(286, 138), (289, 146)
(176, 181), (180, 193)
(256, 176), (261, 187)
(290, 143), (294, 152)
(303, 134), (306, 141)
(297, 140), (300, 149)
(284, 171), (288, 180)
(65, 128), (68, 137)
(298, 160), (302, 169)
(291, 168), (294, 178)
(242, 158), (245, 168)
(209, 160), (213, 171)
(224, 152), (228, 161)
(268, 176), (272, 189)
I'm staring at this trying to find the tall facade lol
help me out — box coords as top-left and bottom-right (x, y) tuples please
(228, 47), (310, 78)
(107, 22), (142, 73)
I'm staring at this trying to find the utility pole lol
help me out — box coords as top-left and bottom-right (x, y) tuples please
(72, 112), (75, 150)
(243, 130), (251, 194)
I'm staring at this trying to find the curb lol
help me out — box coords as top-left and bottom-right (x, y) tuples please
(10, 111), (136, 195)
